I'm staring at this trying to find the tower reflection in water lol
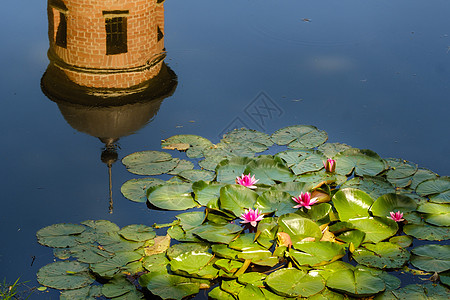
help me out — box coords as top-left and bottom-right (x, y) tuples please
(41, 0), (177, 213)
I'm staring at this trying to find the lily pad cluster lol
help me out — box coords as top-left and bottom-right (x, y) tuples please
(38, 126), (449, 299)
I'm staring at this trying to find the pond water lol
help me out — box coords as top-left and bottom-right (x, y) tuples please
(1, 0), (449, 298)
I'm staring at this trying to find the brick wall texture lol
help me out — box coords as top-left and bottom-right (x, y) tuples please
(47, 0), (165, 88)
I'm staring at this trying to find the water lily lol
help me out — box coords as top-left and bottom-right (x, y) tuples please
(236, 173), (259, 189)
(388, 211), (404, 222)
(323, 158), (336, 173)
(240, 208), (264, 227)
(292, 192), (318, 209)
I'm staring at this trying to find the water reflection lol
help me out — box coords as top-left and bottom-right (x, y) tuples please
(41, 0), (177, 212)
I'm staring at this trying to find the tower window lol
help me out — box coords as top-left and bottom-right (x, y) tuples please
(55, 12), (67, 48)
(103, 11), (129, 55)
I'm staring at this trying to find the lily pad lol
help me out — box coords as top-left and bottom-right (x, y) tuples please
(122, 151), (179, 175)
(170, 251), (214, 275)
(271, 125), (328, 149)
(118, 224), (156, 242)
(349, 217), (398, 243)
(222, 128), (273, 152)
(326, 268), (385, 297)
(120, 178), (166, 203)
(410, 244), (450, 273)
(161, 134), (213, 158)
(318, 142), (352, 158)
(389, 235), (413, 248)
(244, 156), (295, 185)
(90, 251), (142, 278)
(332, 188), (373, 221)
(178, 169), (215, 182)
(278, 213), (322, 243)
(352, 242), (410, 269)
(60, 286), (102, 300)
(191, 223), (243, 244)
(192, 181), (225, 206)
(404, 223), (450, 240)
(219, 184), (259, 217)
(410, 168), (438, 190)
(370, 193), (418, 218)
(276, 150), (327, 175)
(417, 202), (450, 226)
(216, 157), (254, 184)
(289, 241), (346, 267)
(254, 190), (297, 216)
(265, 268), (325, 297)
(340, 176), (395, 201)
(167, 159), (195, 175)
(141, 272), (200, 300)
(102, 274), (136, 298)
(147, 183), (197, 210)
(37, 261), (94, 290)
(416, 177), (450, 202)
(334, 148), (386, 176)
(37, 223), (86, 248)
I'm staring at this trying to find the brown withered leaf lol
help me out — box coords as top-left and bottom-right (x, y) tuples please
(162, 143), (190, 151)
(144, 234), (171, 256)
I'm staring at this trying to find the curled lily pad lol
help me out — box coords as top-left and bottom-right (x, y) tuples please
(37, 261), (94, 290)
(37, 223), (86, 248)
(411, 244), (450, 273)
(271, 125), (328, 149)
(122, 151), (179, 175)
(147, 183), (197, 210)
(370, 193), (418, 218)
(334, 148), (386, 176)
(352, 242), (410, 269)
(265, 268), (325, 297)
(161, 134), (213, 158)
(120, 178), (166, 203)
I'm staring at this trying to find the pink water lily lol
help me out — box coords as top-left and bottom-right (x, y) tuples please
(236, 173), (259, 189)
(240, 208), (264, 227)
(323, 158), (336, 173)
(292, 192), (318, 209)
(388, 211), (404, 222)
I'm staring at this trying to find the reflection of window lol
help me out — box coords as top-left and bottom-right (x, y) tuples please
(56, 12), (67, 48)
(104, 11), (128, 55)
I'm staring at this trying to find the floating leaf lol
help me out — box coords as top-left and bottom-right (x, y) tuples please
(244, 156), (295, 185)
(147, 183), (197, 210)
(370, 193), (418, 218)
(349, 217), (398, 243)
(278, 213), (322, 243)
(404, 223), (450, 241)
(352, 242), (410, 269)
(192, 181), (225, 206)
(166, 242), (210, 260)
(417, 202), (450, 226)
(276, 150), (326, 175)
(142, 253), (169, 272)
(161, 134), (213, 158)
(222, 128), (273, 152)
(191, 223), (243, 244)
(119, 224), (156, 242)
(60, 285), (102, 300)
(326, 268), (385, 297)
(121, 178), (166, 203)
(178, 169), (215, 182)
(271, 125), (328, 149)
(170, 251), (214, 275)
(254, 190), (296, 216)
(90, 251), (142, 278)
(70, 244), (110, 264)
(289, 241), (346, 267)
(102, 274), (136, 298)
(122, 151), (178, 175)
(208, 286), (235, 300)
(237, 284), (265, 299)
(416, 177), (450, 203)
(141, 272), (200, 300)
(340, 176), (395, 200)
(37, 223), (85, 248)
(37, 261), (93, 290)
(389, 235), (413, 248)
(410, 244), (450, 273)
(332, 188), (373, 221)
(335, 229), (365, 248)
(410, 168), (438, 190)
(334, 148), (386, 176)
(318, 143), (352, 158)
(219, 184), (259, 217)
(167, 159), (195, 175)
(265, 268), (325, 297)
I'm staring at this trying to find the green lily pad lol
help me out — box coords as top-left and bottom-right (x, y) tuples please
(254, 190), (297, 216)
(387, 283), (450, 300)
(416, 177), (450, 203)
(178, 169), (215, 182)
(237, 284), (265, 299)
(238, 272), (266, 287)
(214, 259), (243, 273)
(385, 158), (418, 187)
(332, 188), (373, 221)
(120, 178), (166, 203)
(60, 286), (102, 300)
(211, 244), (241, 260)
(122, 151), (179, 175)
(166, 242), (210, 260)
(289, 241), (346, 267)
(167, 159), (195, 175)
(191, 223), (243, 244)
(37, 261), (94, 290)
(244, 156), (296, 185)
(102, 274), (136, 298)
(295, 171), (348, 186)
(410, 168), (438, 190)
(352, 242), (410, 269)
(326, 268), (385, 297)
(216, 157), (254, 184)
(141, 272), (200, 300)
(403, 223), (450, 240)
(90, 251), (142, 278)
(340, 176), (395, 202)
(37, 223), (86, 248)
(161, 134), (213, 158)
(318, 142), (352, 158)
(276, 150), (327, 175)
(370, 193), (418, 218)
(208, 286), (235, 300)
(335, 229), (366, 248)
(270, 181), (314, 197)
(170, 251), (214, 275)
(118, 224), (156, 242)
(349, 217), (398, 243)
(271, 125), (328, 149)
(410, 244), (450, 273)
(278, 213), (322, 242)
(389, 235), (413, 248)
(147, 183), (197, 210)
(265, 268), (325, 297)
(142, 253), (169, 272)
(192, 181), (225, 206)
(70, 244), (110, 264)
(222, 128), (273, 152)
(417, 202), (450, 226)
(334, 148), (386, 176)
(219, 184), (259, 217)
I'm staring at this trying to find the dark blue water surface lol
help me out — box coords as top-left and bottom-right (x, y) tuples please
(1, 0), (449, 298)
